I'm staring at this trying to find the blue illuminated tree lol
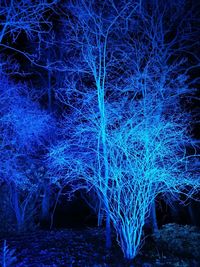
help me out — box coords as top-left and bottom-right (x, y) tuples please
(54, 0), (141, 248)
(0, 72), (55, 232)
(48, 0), (200, 259)
(0, 0), (61, 228)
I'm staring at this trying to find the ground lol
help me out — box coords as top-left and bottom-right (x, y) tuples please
(0, 224), (200, 266)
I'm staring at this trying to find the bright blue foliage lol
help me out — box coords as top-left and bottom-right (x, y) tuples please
(0, 73), (54, 188)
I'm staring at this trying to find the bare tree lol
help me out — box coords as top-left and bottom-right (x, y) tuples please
(48, 0), (200, 259)
(54, 0), (141, 248)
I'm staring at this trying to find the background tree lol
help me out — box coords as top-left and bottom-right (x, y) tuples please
(0, 71), (55, 232)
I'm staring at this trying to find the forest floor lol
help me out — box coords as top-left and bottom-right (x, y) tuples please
(0, 224), (200, 267)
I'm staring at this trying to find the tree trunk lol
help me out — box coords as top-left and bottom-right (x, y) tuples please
(11, 184), (24, 232)
(105, 212), (111, 249)
(41, 184), (50, 226)
(151, 199), (158, 233)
